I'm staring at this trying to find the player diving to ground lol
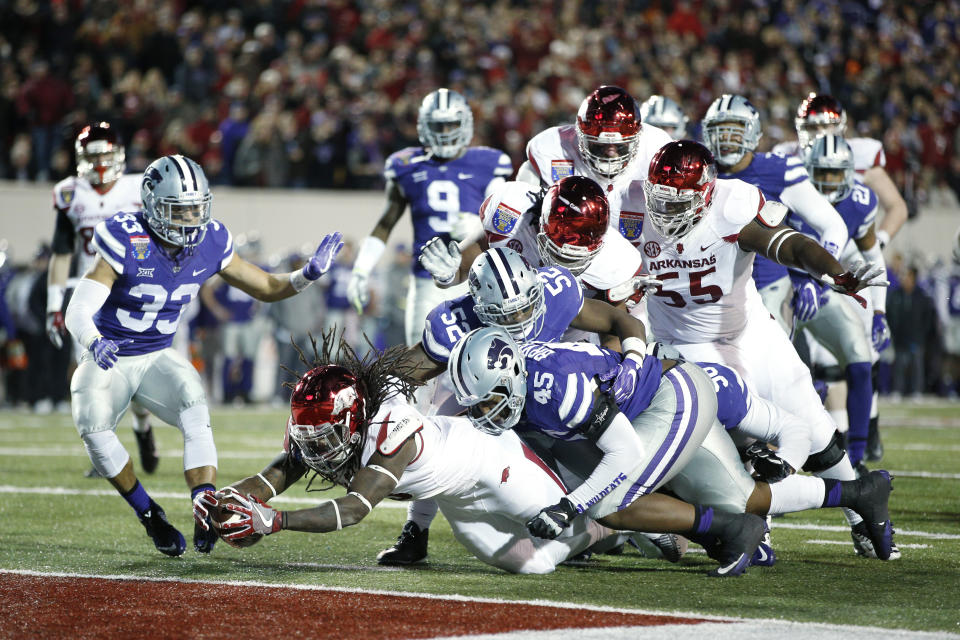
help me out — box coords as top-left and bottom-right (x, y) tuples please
(64, 154), (343, 557)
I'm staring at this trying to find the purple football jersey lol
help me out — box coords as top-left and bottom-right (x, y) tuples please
(91, 211), (233, 355)
(696, 361), (750, 430)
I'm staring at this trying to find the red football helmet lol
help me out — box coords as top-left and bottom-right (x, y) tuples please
(537, 175), (609, 275)
(643, 141), (717, 242)
(288, 365), (367, 478)
(75, 122), (125, 186)
(795, 93), (847, 149)
(576, 85), (642, 178)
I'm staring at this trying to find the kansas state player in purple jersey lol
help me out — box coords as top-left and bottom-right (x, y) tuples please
(64, 154), (343, 558)
(377, 246), (652, 565)
(346, 88), (513, 346)
(451, 328), (897, 572)
(702, 94), (847, 332)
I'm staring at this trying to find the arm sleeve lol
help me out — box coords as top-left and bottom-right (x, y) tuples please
(64, 277), (111, 349)
(779, 180), (848, 258)
(565, 412), (643, 511)
(51, 208), (75, 254)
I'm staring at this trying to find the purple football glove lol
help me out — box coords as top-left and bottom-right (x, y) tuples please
(302, 232), (344, 281)
(872, 313), (891, 352)
(604, 354), (644, 404)
(792, 280), (826, 323)
(90, 337), (132, 370)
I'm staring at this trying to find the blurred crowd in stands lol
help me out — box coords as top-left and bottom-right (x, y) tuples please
(2, 0), (960, 212)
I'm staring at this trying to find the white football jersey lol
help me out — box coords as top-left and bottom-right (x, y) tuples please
(772, 137), (885, 173)
(524, 124), (673, 247)
(641, 178), (766, 343)
(52, 173), (142, 282)
(478, 181), (643, 301)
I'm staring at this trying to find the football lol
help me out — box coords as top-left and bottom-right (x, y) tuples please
(211, 494), (263, 549)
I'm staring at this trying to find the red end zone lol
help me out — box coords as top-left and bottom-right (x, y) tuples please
(0, 573), (715, 639)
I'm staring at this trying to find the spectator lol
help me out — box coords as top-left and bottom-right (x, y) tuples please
(887, 265), (939, 398)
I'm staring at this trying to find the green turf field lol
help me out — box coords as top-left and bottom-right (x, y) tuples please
(1, 401), (958, 632)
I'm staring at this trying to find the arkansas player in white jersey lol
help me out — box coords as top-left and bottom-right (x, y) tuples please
(638, 141), (891, 554)
(46, 122), (158, 479)
(192, 341), (610, 574)
(772, 93), (907, 248)
(518, 85), (673, 248)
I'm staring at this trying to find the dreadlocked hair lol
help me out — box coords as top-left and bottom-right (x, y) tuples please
(283, 328), (423, 492)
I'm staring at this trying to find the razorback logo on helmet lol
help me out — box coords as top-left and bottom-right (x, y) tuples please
(331, 385), (359, 417)
(551, 160), (574, 182)
(491, 201), (521, 235)
(619, 211), (644, 242)
(643, 241), (661, 258)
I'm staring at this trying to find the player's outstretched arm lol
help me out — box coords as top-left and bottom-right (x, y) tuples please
(863, 166), (907, 246)
(221, 231), (343, 302)
(46, 252), (72, 348)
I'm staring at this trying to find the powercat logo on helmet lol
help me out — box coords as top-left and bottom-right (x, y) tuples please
(486, 337), (515, 371)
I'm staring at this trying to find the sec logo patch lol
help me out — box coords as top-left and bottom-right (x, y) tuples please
(507, 239), (524, 253)
(643, 241), (661, 258)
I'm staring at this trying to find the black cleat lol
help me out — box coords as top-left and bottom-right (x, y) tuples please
(850, 470), (895, 560)
(866, 422), (884, 462)
(135, 428), (159, 474)
(194, 519), (218, 554)
(707, 513), (766, 578)
(628, 533), (685, 563)
(139, 500), (186, 557)
(377, 521), (428, 565)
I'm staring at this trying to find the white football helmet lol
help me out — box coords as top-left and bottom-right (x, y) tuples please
(76, 122), (125, 186)
(448, 326), (527, 435)
(140, 155), (213, 249)
(804, 134), (855, 203)
(417, 88), (474, 159)
(639, 95), (689, 139)
(702, 94), (762, 168)
(469, 247), (546, 341)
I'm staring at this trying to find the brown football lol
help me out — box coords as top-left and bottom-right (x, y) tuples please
(211, 494), (263, 548)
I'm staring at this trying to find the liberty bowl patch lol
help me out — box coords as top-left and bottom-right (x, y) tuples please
(551, 160), (574, 182)
(130, 235), (151, 260)
(491, 202), (521, 234)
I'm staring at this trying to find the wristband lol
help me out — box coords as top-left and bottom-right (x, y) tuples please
(47, 284), (65, 313)
(621, 337), (646, 359)
(289, 269), (312, 292)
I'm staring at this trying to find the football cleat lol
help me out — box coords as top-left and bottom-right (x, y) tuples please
(194, 519), (218, 554)
(628, 532), (685, 563)
(84, 466), (102, 479)
(707, 513), (766, 578)
(139, 500), (186, 557)
(376, 521), (428, 566)
(135, 427), (159, 474)
(750, 519), (777, 567)
(849, 470), (895, 560)
(851, 522), (901, 560)
(866, 421), (884, 462)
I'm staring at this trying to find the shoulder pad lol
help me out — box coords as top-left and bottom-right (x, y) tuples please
(716, 179), (764, 227)
(480, 181), (538, 237)
(377, 410), (423, 456)
(757, 200), (788, 228)
(384, 147), (425, 179)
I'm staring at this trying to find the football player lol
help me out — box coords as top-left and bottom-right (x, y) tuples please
(636, 140), (892, 556)
(702, 94), (849, 333)
(789, 135), (890, 468)
(773, 93), (908, 249)
(450, 327), (896, 566)
(192, 335), (614, 575)
(639, 95), (689, 140)
(346, 88), (513, 346)
(518, 85), (673, 249)
(46, 123), (160, 478)
(64, 154), (343, 557)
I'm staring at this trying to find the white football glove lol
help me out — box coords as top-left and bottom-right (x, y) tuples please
(419, 237), (461, 286)
(346, 271), (370, 314)
(606, 274), (662, 303)
(450, 212), (484, 243)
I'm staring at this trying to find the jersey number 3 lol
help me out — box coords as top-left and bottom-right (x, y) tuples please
(117, 283), (201, 334)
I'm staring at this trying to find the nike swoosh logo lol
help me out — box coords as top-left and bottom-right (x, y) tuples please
(458, 173), (473, 180)
(193, 268), (207, 276)
(700, 240), (720, 251)
(715, 553), (747, 575)
(755, 548), (768, 562)
(259, 510), (274, 529)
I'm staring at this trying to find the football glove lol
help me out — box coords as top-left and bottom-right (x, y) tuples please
(746, 442), (795, 484)
(451, 211), (484, 243)
(821, 261), (888, 308)
(346, 271), (369, 314)
(526, 497), (578, 540)
(792, 279), (826, 323)
(872, 313), (891, 353)
(598, 353), (644, 404)
(90, 337), (132, 370)
(302, 231), (344, 281)
(221, 493), (283, 540)
(607, 273), (662, 303)
(192, 489), (219, 531)
(46, 311), (66, 349)
(419, 237), (461, 286)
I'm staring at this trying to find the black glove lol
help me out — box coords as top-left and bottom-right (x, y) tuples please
(526, 497), (578, 540)
(746, 442), (795, 483)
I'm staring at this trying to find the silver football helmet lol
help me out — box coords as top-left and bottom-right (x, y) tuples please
(448, 326), (527, 435)
(804, 134), (855, 203)
(417, 88), (474, 159)
(702, 94), (762, 168)
(639, 95), (689, 139)
(469, 247), (546, 341)
(140, 155), (212, 249)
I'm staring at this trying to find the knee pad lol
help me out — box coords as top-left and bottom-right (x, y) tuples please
(802, 430), (846, 473)
(180, 404), (217, 471)
(81, 430), (131, 478)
